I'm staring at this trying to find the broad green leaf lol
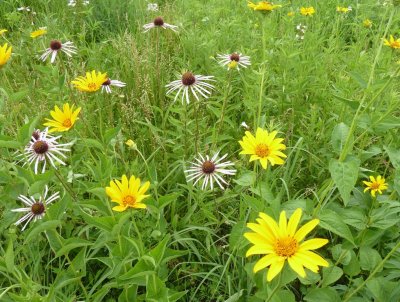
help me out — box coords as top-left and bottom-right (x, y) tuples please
(55, 238), (92, 258)
(149, 234), (171, 266)
(233, 172), (256, 186)
(5, 238), (14, 273)
(242, 194), (265, 212)
(229, 221), (247, 252)
(224, 290), (244, 302)
(321, 266), (343, 287)
(25, 220), (61, 243)
(331, 123), (351, 154)
(343, 250), (360, 276)
(384, 146), (400, 169)
(270, 290), (296, 302)
(319, 209), (355, 246)
(331, 244), (352, 265)
(304, 288), (341, 302)
(359, 247), (382, 272)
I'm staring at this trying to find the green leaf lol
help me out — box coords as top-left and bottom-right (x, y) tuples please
(331, 123), (352, 154)
(229, 221), (247, 252)
(224, 290), (244, 302)
(319, 209), (355, 246)
(242, 194), (265, 212)
(321, 266), (343, 287)
(329, 156), (360, 205)
(118, 259), (155, 286)
(5, 238), (14, 273)
(233, 171), (256, 186)
(304, 288), (341, 302)
(343, 250), (360, 276)
(359, 247), (382, 272)
(270, 290), (296, 302)
(384, 146), (400, 169)
(25, 220), (61, 243)
(331, 244), (352, 265)
(55, 238), (92, 258)
(149, 234), (171, 267)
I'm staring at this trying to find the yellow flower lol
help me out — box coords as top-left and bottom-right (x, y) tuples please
(43, 103), (81, 132)
(287, 11), (295, 17)
(239, 127), (287, 169)
(300, 7), (315, 16)
(363, 19), (372, 28)
(0, 29), (8, 36)
(363, 175), (388, 197)
(248, 1), (282, 11)
(106, 175), (150, 212)
(384, 35), (400, 49)
(71, 70), (108, 92)
(125, 139), (137, 150)
(245, 208), (329, 281)
(336, 6), (351, 13)
(30, 28), (47, 38)
(0, 43), (12, 68)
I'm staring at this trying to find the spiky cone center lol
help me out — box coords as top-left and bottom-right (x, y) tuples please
(33, 140), (49, 154)
(274, 237), (298, 258)
(103, 78), (111, 86)
(50, 40), (62, 50)
(31, 202), (45, 215)
(255, 143), (270, 157)
(230, 53), (240, 62)
(181, 72), (196, 86)
(123, 195), (136, 207)
(202, 160), (216, 174)
(153, 17), (164, 26)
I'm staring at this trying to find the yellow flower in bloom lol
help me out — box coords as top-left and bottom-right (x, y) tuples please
(0, 29), (7, 36)
(384, 35), (400, 49)
(245, 208), (329, 281)
(248, 1), (282, 11)
(43, 103), (81, 132)
(363, 19), (372, 28)
(0, 43), (12, 68)
(125, 139), (137, 150)
(363, 175), (388, 197)
(106, 175), (150, 212)
(30, 28), (47, 38)
(336, 6), (351, 13)
(287, 11), (295, 17)
(239, 127), (287, 169)
(300, 7), (315, 16)
(71, 70), (108, 92)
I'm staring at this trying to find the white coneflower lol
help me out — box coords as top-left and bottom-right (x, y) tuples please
(216, 52), (251, 70)
(165, 72), (215, 104)
(21, 128), (72, 174)
(147, 3), (158, 11)
(185, 152), (236, 190)
(11, 186), (60, 231)
(40, 40), (77, 63)
(101, 78), (126, 94)
(143, 16), (178, 32)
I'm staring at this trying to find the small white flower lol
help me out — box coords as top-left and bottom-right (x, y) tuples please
(101, 78), (126, 94)
(143, 17), (178, 32)
(216, 53), (251, 70)
(19, 128), (72, 174)
(68, 0), (76, 6)
(147, 3), (158, 11)
(241, 121), (250, 129)
(185, 152), (236, 190)
(40, 40), (77, 63)
(17, 6), (31, 11)
(11, 186), (60, 231)
(83, 0), (90, 5)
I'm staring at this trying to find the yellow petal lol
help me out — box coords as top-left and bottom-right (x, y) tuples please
(112, 205), (127, 212)
(298, 238), (329, 251)
(294, 219), (319, 242)
(287, 208), (302, 236)
(298, 250), (329, 267)
(253, 253), (280, 273)
(246, 244), (274, 257)
(288, 256), (306, 278)
(266, 258), (285, 281)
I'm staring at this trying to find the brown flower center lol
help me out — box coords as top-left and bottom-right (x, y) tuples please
(32, 130), (40, 140)
(274, 237), (298, 258)
(33, 140), (49, 154)
(230, 53), (240, 62)
(50, 40), (62, 50)
(31, 202), (45, 215)
(103, 78), (111, 86)
(202, 160), (215, 174)
(62, 119), (72, 127)
(255, 143), (270, 158)
(123, 195), (136, 207)
(181, 72), (196, 86)
(154, 17), (164, 26)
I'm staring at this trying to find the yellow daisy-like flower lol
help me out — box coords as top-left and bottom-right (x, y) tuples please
(300, 7), (315, 16)
(0, 43), (12, 68)
(30, 28), (47, 38)
(239, 127), (287, 169)
(363, 19), (372, 28)
(43, 103), (81, 133)
(106, 175), (150, 212)
(248, 1), (282, 11)
(384, 35), (400, 49)
(336, 6), (351, 13)
(0, 29), (8, 36)
(71, 70), (108, 92)
(363, 175), (388, 197)
(245, 208), (329, 281)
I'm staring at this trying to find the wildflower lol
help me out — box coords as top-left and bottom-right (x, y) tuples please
(241, 121), (250, 129)
(71, 70), (108, 92)
(21, 128), (72, 174)
(217, 53), (251, 70)
(0, 43), (12, 68)
(11, 186), (60, 231)
(296, 24), (307, 40)
(30, 28), (47, 38)
(300, 7), (315, 16)
(40, 40), (77, 63)
(101, 78), (126, 94)
(143, 17), (178, 32)
(165, 72), (215, 104)
(106, 175), (150, 212)
(363, 19), (372, 28)
(125, 139), (137, 150)
(336, 6), (352, 13)
(247, 1), (282, 11)
(239, 127), (286, 169)
(245, 208), (329, 281)
(185, 152), (236, 190)
(363, 175), (388, 197)
(147, 3), (159, 11)
(43, 103), (81, 133)
(384, 35), (400, 49)
(17, 6), (31, 12)
(0, 29), (7, 36)
(287, 11), (295, 17)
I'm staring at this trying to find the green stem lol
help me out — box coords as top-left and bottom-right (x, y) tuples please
(266, 272), (282, 302)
